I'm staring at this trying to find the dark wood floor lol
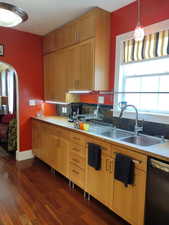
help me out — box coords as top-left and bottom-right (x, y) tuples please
(0, 150), (129, 225)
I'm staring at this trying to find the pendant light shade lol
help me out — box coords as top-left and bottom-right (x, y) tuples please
(134, 25), (144, 41)
(0, 2), (28, 27)
(134, 0), (144, 41)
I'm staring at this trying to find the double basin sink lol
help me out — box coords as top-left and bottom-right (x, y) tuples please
(87, 123), (162, 147)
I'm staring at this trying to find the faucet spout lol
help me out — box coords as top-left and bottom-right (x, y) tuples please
(118, 104), (143, 135)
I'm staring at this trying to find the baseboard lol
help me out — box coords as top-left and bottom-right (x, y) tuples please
(16, 149), (34, 161)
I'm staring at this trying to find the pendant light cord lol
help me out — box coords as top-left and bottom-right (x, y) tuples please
(137, 0), (141, 26)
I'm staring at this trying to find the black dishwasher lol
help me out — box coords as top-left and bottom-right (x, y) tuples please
(145, 158), (169, 225)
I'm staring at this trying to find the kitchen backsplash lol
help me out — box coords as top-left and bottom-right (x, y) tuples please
(57, 103), (169, 139)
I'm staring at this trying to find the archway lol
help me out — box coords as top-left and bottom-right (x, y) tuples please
(0, 61), (19, 159)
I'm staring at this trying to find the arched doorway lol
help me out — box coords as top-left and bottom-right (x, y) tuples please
(0, 61), (19, 159)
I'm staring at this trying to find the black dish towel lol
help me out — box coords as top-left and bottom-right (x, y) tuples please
(114, 153), (134, 187)
(88, 143), (101, 170)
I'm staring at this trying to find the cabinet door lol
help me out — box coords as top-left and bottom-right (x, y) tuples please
(86, 154), (111, 207)
(43, 31), (56, 54)
(54, 50), (68, 102)
(111, 169), (146, 225)
(55, 136), (69, 177)
(32, 120), (41, 157)
(77, 13), (96, 42)
(62, 21), (78, 48)
(44, 52), (58, 101)
(44, 50), (69, 102)
(55, 28), (64, 50)
(67, 46), (80, 90)
(78, 40), (94, 90)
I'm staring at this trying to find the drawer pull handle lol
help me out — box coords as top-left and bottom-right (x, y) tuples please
(73, 137), (80, 141)
(106, 159), (109, 171)
(72, 158), (79, 163)
(72, 148), (80, 152)
(72, 169), (79, 175)
(102, 147), (108, 151)
(113, 152), (141, 164)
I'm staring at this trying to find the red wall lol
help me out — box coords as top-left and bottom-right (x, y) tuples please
(80, 0), (169, 105)
(0, 27), (44, 151)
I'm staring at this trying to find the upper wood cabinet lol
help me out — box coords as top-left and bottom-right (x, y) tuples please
(43, 8), (110, 99)
(43, 30), (56, 54)
(76, 11), (96, 42)
(43, 8), (110, 54)
(44, 50), (69, 102)
(67, 39), (94, 91)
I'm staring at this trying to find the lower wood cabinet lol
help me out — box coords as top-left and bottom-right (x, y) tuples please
(32, 120), (69, 178)
(111, 168), (146, 225)
(86, 153), (114, 207)
(32, 119), (147, 225)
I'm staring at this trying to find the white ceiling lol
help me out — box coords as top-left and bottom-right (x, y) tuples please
(2, 0), (135, 35)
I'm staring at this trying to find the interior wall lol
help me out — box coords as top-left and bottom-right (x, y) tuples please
(0, 27), (43, 152)
(80, 0), (169, 105)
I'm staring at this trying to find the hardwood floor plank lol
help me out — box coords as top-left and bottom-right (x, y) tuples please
(0, 153), (129, 225)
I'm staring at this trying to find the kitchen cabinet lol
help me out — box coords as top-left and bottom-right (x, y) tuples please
(32, 119), (41, 158)
(110, 146), (147, 225)
(32, 119), (147, 225)
(76, 11), (96, 42)
(43, 8), (110, 98)
(62, 21), (78, 48)
(69, 132), (86, 188)
(67, 39), (94, 90)
(44, 50), (68, 102)
(43, 8), (106, 54)
(43, 30), (56, 54)
(86, 138), (113, 207)
(86, 153), (113, 207)
(111, 169), (146, 225)
(32, 120), (69, 178)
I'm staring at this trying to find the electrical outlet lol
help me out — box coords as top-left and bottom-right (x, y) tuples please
(29, 99), (36, 106)
(62, 107), (65, 113)
(98, 96), (104, 104)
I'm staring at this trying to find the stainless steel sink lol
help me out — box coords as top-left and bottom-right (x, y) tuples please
(101, 129), (133, 139)
(122, 135), (162, 146)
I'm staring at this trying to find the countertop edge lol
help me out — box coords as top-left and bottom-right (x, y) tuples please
(32, 116), (169, 162)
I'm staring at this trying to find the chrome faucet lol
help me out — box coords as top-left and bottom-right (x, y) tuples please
(119, 104), (143, 136)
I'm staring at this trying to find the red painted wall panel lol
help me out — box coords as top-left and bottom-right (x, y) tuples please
(81, 0), (169, 105)
(0, 27), (44, 151)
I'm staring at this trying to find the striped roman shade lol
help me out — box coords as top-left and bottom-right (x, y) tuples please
(124, 30), (169, 63)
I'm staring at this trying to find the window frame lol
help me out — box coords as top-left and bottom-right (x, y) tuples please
(114, 19), (169, 124)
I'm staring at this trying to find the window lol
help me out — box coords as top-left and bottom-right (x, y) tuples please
(114, 19), (169, 122)
(118, 57), (169, 113)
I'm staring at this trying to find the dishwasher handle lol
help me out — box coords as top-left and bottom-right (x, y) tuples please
(150, 158), (169, 173)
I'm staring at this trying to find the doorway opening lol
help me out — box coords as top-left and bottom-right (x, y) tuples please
(0, 61), (19, 159)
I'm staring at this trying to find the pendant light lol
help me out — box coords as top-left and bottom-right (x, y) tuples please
(0, 2), (28, 27)
(134, 0), (144, 41)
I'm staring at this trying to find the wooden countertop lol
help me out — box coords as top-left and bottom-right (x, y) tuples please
(32, 116), (169, 162)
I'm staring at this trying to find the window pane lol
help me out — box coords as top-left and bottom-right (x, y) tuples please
(124, 94), (140, 109)
(159, 75), (169, 92)
(123, 57), (169, 76)
(158, 94), (169, 112)
(140, 94), (158, 112)
(125, 77), (140, 92)
(140, 76), (159, 92)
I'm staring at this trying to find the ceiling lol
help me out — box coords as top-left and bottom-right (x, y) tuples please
(2, 0), (135, 36)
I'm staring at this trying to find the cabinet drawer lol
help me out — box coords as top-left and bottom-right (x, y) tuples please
(71, 143), (85, 156)
(111, 145), (147, 172)
(70, 152), (85, 169)
(69, 163), (85, 188)
(85, 138), (112, 156)
(71, 132), (84, 145)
